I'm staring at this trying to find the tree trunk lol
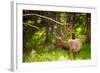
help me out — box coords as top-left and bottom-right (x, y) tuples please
(50, 13), (55, 34)
(45, 23), (50, 43)
(56, 13), (62, 37)
(45, 12), (50, 43)
(71, 13), (76, 39)
(85, 13), (91, 43)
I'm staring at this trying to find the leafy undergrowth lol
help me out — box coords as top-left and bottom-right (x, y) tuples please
(23, 44), (91, 62)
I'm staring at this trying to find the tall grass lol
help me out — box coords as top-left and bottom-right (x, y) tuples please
(23, 43), (91, 62)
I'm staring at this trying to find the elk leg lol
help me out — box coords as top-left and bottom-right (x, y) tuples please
(77, 51), (80, 55)
(73, 52), (76, 59)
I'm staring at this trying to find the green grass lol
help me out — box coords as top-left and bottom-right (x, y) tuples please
(23, 43), (91, 62)
(79, 44), (91, 59)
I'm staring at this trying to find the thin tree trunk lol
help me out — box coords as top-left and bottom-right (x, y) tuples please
(45, 23), (50, 43)
(85, 13), (91, 43)
(56, 13), (62, 37)
(50, 13), (55, 34)
(71, 13), (76, 39)
(45, 12), (50, 43)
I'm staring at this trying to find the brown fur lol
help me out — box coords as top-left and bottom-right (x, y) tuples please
(55, 37), (81, 53)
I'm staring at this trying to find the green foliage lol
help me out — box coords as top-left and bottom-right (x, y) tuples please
(23, 44), (91, 62)
(32, 28), (45, 47)
(79, 44), (91, 59)
(76, 26), (85, 39)
(60, 13), (66, 25)
(47, 33), (56, 43)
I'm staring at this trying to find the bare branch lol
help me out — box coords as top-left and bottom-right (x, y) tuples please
(23, 13), (65, 25)
(23, 23), (39, 30)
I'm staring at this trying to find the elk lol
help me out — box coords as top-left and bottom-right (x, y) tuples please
(55, 36), (81, 59)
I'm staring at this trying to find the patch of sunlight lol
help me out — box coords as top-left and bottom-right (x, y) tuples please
(30, 49), (37, 58)
(76, 27), (82, 34)
(59, 56), (68, 61)
(35, 30), (44, 37)
(27, 20), (32, 24)
(54, 26), (57, 29)
(37, 18), (41, 24)
(76, 57), (81, 60)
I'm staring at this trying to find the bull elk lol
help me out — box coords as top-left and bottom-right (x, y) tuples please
(55, 36), (82, 59)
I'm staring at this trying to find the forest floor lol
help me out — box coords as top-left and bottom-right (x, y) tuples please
(23, 43), (91, 62)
